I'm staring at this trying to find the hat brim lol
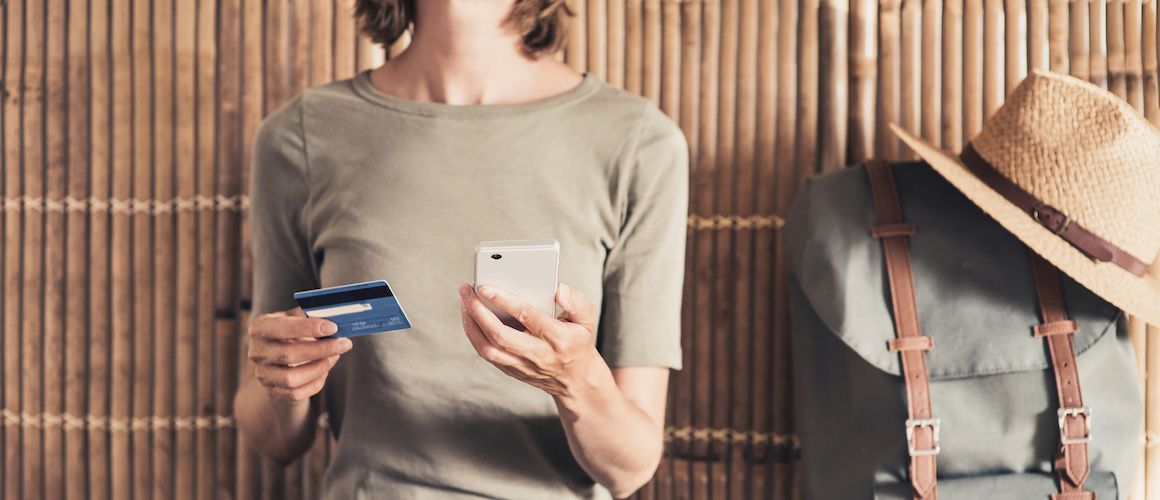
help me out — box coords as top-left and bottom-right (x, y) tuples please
(891, 124), (1160, 325)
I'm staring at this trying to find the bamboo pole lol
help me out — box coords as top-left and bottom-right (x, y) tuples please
(625, 0), (644, 94)
(131, 0), (156, 497)
(921, 0), (943, 145)
(879, 0), (903, 159)
(1029, 0), (1049, 71)
(1127, 0), (1146, 111)
(943, 0), (964, 152)
(2, 0), (23, 494)
(660, 0), (681, 119)
(195, 0), (219, 497)
(334, 0), (357, 79)
(1111, 0), (1129, 98)
(964, 0), (984, 140)
(749, 0), (777, 494)
(21, 0), (46, 496)
(1072, 0), (1092, 81)
(566, 0), (588, 71)
(1048, 0), (1070, 73)
(1144, 0), (1159, 126)
(65, 0), (93, 497)
(608, 0), (626, 87)
(43, 1), (68, 497)
(151, 0), (177, 495)
(642, 0), (661, 103)
(588, 0), (608, 79)
(819, 0), (848, 171)
(1005, 0), (1026, 93)
(1092, 1), (1110, 87)
(1147, 322), (1160, 500)
(983, 0), (1004, 118)
(0, 2), (8, 493)
(292, 0), (311, 93)
(899, 0), (921, 159)
(87, 1), (112, 497)
(849, 0), (877, 162)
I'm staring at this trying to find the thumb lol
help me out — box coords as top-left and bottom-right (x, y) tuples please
(556, 283), (598, 328)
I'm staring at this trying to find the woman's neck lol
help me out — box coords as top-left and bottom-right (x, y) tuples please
(370, 0), (580, 105)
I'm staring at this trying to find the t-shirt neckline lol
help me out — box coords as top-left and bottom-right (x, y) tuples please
(351, 70), (601, 118)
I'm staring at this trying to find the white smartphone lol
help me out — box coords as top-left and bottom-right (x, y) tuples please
(474, 239), (560, 328)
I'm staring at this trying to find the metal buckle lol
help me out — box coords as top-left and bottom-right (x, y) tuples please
(1057, 406), (1092, 445)
(905, 418), (941, 457)
(1032, 203), (1071, 234)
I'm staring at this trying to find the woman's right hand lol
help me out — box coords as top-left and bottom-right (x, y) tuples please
(246, 309), (353, 403)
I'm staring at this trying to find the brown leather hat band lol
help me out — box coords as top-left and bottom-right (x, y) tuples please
(960, 145), (1150, 277)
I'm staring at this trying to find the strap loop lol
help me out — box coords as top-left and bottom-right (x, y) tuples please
(873, 223), (918, 239)
(1034, 320), (1080, 337)
(888, 336), (935, 352)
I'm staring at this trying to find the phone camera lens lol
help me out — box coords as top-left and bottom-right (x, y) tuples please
(491, 254), (502, 260)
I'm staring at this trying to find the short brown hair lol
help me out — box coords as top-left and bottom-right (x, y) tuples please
(354, 0), (571, 58)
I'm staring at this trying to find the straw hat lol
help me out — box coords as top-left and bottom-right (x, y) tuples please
(891, 70), (1160, 325)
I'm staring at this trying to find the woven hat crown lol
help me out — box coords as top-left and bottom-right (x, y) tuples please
(971, 71), (1160, 266)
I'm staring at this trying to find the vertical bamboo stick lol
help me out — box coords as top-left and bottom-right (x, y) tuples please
(43, 1), (68, 498)
(1029, 0), (1049, 71)
(1147, 323), (1160, 500)
(588, 0), (609, 79)
(265, 1), (288, 111)
(964, 0), (984, 140)
(818, 0), (848, 170)
(312, 0), (335, 86)
(797, 0), (821, 169)
(195, 0), (219, 497)
(1048, 0), (1070, 73)
(1144, 0), (1159, 126)
(1091, 1), (1109, 88)
(292, 0), (311, 93)
(879, 0), (903, 159)
(642, 0), (662, 103)
(131, 0), (156, 497)
(151, 0), (177, 495)
(983, 0), (1004, 118)
(608, 0), (626, 87)
(1071, 0), (1092, 81)
(566, 0), (588, 71)
(1126, 1), (1145, 111)
(1110, 0), (1129, 98)
(900, 0), (921, 159)
(849, 0), (877, 162)
(109, 0), (135, 491)
(943, 0), (964, 152)
(215, 0), (244, 493)
(0, 2), (8, 493)
(660, 0), (681, 118)
(174, 0), (200, 496)
(921, 0), (943, 145)
(749, 0), (777, 494)
(88, 0), (112, 497)
(1004, 0), (1027, 93)
(334, 0), (357, 79)
(236, 0), (265, 496)
(625, 0), (644, 94)
(2, 1), (24, 495)
(64, 0), (93, 497)
(21, 0), (46, 495)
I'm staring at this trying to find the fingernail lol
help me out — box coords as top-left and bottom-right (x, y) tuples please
(321, 321), (339, 335)
(479, 286), (497, 299)
(340, 338), (353, 350)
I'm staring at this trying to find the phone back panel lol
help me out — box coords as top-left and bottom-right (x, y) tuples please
(474, 240), (559, 325)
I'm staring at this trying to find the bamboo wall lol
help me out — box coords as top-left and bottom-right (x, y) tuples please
(1, 0), (1158, 499)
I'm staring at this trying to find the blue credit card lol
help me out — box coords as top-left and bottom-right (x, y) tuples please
(293, 280), (412, 338)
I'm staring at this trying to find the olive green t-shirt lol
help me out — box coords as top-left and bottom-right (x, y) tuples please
(249, 72), (689, 500)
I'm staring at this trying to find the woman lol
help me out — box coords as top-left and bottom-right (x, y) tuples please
(233, 0), (689, 497)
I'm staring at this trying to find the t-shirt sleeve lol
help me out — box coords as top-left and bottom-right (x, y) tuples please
(598, 106), (690, 369)
(249, 97), (319, 316)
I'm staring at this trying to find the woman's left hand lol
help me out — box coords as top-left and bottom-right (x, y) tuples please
(457, 282), (604, 398)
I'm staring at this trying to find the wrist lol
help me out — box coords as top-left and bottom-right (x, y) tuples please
(554, 348), (617, 415)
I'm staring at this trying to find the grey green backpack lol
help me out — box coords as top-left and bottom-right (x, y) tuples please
(784, 161), (1142, 499)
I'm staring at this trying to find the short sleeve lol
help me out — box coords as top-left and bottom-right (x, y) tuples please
(598, 106), (690, 369)
(249, 97), (319, 316)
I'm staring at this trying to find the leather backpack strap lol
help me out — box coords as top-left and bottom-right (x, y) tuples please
(865, 160), (939, 500)
(1029, 255), (1094, 500)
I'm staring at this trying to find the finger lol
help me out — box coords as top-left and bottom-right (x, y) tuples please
(267, 375), (328, 402)
(463, 286), (546, 354)
(476, 285), (558, 338)
(459, 285), (525, 366)
(255, 357), (334, 390)
(249, 313), (338, 340)
(249, 336), (353, 367)
(556, 283), (599, 330)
